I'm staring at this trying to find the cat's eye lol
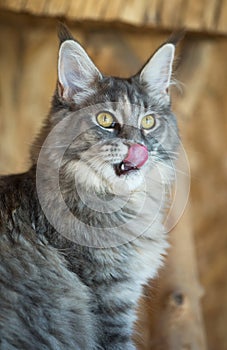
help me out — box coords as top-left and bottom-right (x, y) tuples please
(141, 114), (156, 130)
(96, 112), (115, 128)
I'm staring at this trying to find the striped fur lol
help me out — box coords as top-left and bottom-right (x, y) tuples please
(0, 28), (180, 349)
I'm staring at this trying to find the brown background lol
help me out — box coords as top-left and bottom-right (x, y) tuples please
(0, 1), (227, 349)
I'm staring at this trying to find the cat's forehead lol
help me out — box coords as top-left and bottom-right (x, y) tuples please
(113, 94), (144, 124)
(95, 76), (168, 118)
(113, 78), (144, 103)
(120, 94), (133, 116)
(94, 78), (149, 122)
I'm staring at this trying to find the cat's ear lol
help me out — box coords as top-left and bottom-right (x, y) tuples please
(139, 43), (175, 95)
(58, 40), (102, 101)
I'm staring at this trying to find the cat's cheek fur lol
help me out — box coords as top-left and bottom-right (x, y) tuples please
(66, 160), (109, 193)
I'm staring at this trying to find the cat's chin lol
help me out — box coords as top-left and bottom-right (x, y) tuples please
(111, 166), (145, 193)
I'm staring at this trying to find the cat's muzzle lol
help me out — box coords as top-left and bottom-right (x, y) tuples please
(115, 143), (148, 176)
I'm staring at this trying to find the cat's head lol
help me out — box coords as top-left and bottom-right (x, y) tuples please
(34, 28), (185, 246)
(40, 27), (180, 197)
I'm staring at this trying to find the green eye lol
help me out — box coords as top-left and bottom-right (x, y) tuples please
(141, 114), (156, 130)
(96, 112), (115, 128)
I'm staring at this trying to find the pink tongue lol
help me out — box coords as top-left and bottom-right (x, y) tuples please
(123, 144), (148, 168)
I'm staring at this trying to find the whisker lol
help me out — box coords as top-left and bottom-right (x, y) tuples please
(152, 157), (190, 178)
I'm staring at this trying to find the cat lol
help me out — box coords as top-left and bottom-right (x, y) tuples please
(0, 26), (181, 350)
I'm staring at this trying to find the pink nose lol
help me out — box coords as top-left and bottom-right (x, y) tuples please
(123, 144), (148, 169)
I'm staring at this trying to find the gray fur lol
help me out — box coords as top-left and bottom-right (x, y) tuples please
(0, 28), (180, 349)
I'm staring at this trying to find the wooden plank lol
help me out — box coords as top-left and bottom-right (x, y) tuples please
(202, 0), (220, 30)
(160, 0), (183, 28)
(23, 0), (46, 14)
(183, 0), (205, 30)
(1, 0), (227, 34)
(42, 0), (69, 16)
(104, 0), (122, 21)
(119, 0), (145, 25)
(217, 0), (227, 33)
(143, 0), (163, 25)
(183, 0), (221, 32)
(79, 0), (107, 20)
(65, 0), (84, 19)
(0, 0), (25, 11)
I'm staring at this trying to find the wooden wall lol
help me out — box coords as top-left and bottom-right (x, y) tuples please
(2, 0), (227, 34)
(0, 4), (227, 350)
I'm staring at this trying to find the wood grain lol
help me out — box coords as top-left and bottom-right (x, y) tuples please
(1, 0), (227, 34)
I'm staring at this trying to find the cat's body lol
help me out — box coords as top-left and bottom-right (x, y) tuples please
(0, 28), (180, 349)
(0, 169), (165, 350)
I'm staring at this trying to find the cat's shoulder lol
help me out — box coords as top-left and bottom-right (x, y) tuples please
(0, 170), (34, 192)
(0, 169), (37, 237)
(0, 170), (35, 207)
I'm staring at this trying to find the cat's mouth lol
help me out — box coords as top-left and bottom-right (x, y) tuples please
(115, 143), (148, 176)
(115, 162), (139, 176)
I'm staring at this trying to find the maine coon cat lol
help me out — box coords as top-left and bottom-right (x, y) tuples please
(0, 26), (180, 350)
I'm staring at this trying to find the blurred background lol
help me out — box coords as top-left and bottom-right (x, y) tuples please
(0, 1), (227, 349)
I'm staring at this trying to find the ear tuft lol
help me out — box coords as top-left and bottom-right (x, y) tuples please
(140, 43), (175, 94)
(58, 23), (75, 45)
(167, 29), (185, 46)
